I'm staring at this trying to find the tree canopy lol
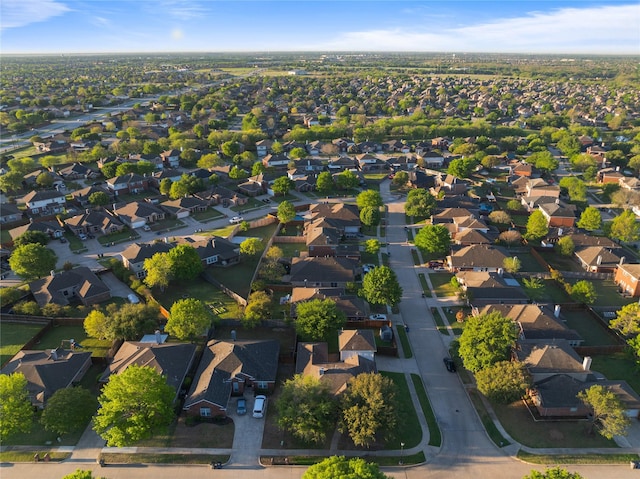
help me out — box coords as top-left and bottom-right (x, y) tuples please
(458, 311), (518, 372)
(277, 374), (336, 444)
(475, 361), (531, 403)
(609, 209), (640, 243)
(339, 373), (398, 448)
(272, 176), (294, 196)
(577, 384), (630, 439)
(302, 456), (391, 479)
(569, 280), (597, 304)
(295, 298), (346, 341)
(404, 188), (436, 218)
(9, 243), (57, 280)
(522, 468), (584, 479)
(144, 252), (174, 291)
(610, 302), (640, 337)
(356, 190), (383, 210)
(94, 365), (175, 446)
(0, 373), (33, 440)
(315, 171), (334, 194)
(414, 224), (451, 254)
(277, 200), (296, 224)
(576, 206), (602, 231)
(555, 236), (575, 256)
(360, 205), (381, 227)
(240, 237), (264, 257)
(41, 387), (97, 436)
(168, 244), (203, 280)
(13, 230), (49, 247)
(243, 290), (272, 328)
(166, 298), (211, 340)
(524, 210), (549, 241)
(361, 265), (403, 307)
(84, 303), (159, 341)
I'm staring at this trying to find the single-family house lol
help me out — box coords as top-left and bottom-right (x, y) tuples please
(184, 339), (280, 418)
(0, 203), (23, 224)
(455, 270), (528, 305)
(615, 262), (640, 296)
(29, 267), (111, 307)
(513, 339), (590, 383)
(178, 236), (240, 267)
(419, 151), (445, 168)
(106, 173), (149, 195)
(538, 201), (576, 228)
(328, 156), (357, 171)
(160, 149), (181, 168)
(289, 257), (358, 288)
(195, 186), (248, 208)
(262, 153), (290, 169)
(255, 139), (273, 157)
(338, 329), (376, 362)
(574, 245), (624, 273)
(21, 190), (67, 216)
(113, 201), (165, 229)
(68, 186), (113, 208)
(121, 241), (174, 278)
(1, 348), (92, 408)
(58, 162), (98, 180)
(160, 196), (208, 219)
(9, 219), (65, 240)
(307, 203), (361, 237)
(597, 168), (624, 184)
(101, 341), (197, 402)
(447, 244), (509, 272)
(290, 288), (369, 321)
(65, 209), (125, 236)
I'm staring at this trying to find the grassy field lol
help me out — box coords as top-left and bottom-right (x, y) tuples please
(562, 311), (618, 346)
(586, 280), (636, 308)
(514, 252), (547, 272)
(492, 400), (616, 449)
(428, 272), (457, 297)
(0, 322), (44, 365)
(34, 325), (112, 357)
(538, 251), (583, 272)
(0, 451), (71, 462)
(468, 390), (510, 447)
(591, 353), (640, 395)
(158, 278), (242, 321)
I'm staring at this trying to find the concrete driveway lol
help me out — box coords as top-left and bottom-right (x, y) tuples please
(99, 271), (135, 299)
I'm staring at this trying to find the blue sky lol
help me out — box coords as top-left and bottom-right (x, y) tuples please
(1, 1), (638, 54)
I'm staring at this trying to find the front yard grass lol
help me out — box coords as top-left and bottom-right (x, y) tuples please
(97, 228), (138, 245)
(428, 272), (457, 297)
(0, 450), (71, 462)
(135, 415), (234, 449)
(100, 452), (229, 465)
(411, 374), (441, 447)
(0, 322), (45, 366)
(468, 389), (510, 447)
(517, 450), (639, 465)
(2, 409), (84, 446)
(492, 399), (616, 449)
(204, 224), (237, 238)
(191, 208), (225, 222)
(396, 323), (412, 358)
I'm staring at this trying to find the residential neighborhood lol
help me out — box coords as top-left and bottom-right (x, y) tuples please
(1, 51), (640, 479)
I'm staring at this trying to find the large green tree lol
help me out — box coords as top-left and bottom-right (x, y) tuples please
(570, 280), (597, 304)
(243, 290), (272, 328)
(447, 157), (476, 178)
(9, 243), (57, 280)
(315, 171), (334, 194)
(356, 190), (383, 210)
(143, 252), (174, 291)
(0, 373), (33, 440)
(84, 303), (158, 341)
(277, 200), (296, 224)
(302, 456), (391, 479)
(458, 311), (518, 372)
(475, 361), (531, 403)
(335, 170), (359, 190)
(295, 298), (346, 341)
(94, 365), (175, 446)
(555, 236), (575, 256)
(577, 206), (602, 231)
(277, 374), (336, 444)
(524, 210), (549, 241)
(168, 244), (203, 280)
(240, 237), (264, 257)
(41, 387), (98, 436)
(88, 191), (109, 206)
(359, 205), (381, 227)
(361, 265), (403, 307)
(339, 373), (398, 448)
(62, 470), (107, 479)
(272, 176), (294, 196)
(559, 177), (587, 202)
(404, 189), (436, 218)
(577, 384), (630, 439)
(414, 224), (451, 254)
(166, 298), (211, 340)
(609, 209), (640, 243)
(13, 230), (49, 247)
(610, 302), (640, 337)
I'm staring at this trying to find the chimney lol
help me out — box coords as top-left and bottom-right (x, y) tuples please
(557, 228), (563, 236)
(85, 208), (90, 215)
(231, 330), (237, 342)
(497, 268), (504, 277)
(554, 304), (561, 318)
(319, 368), (325, 376)
(50, 270), (56, 277)
(583, 356), (592, 371)
(112, 203), (117, 212)
(155, 330), (162, 344)
(50, 349), (58, 361)
(620, 256), (626, 265)
(596, 255), (602, 266)
(555, 198), (560, 205)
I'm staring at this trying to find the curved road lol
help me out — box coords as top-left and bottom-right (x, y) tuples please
(2, 183), (639, 479)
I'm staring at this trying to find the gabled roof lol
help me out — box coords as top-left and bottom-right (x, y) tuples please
(121, 241), (173, 263)
(290, 256), (358, 284)
(9, 220), (64, 240)
(514, 340), (585, 375)
(179, 236), (239, 261)
(101, 341), (197, 400)
(449, 244), (509, 269)
(184, 339), (280, 409)
(107, 172), (145, 185)
(456, 271), (528, 302)
(575, 245), (623, 268)
(617, 262), (640, 280)
(114, 201), (164, 222)
(21, 189), (66, 204)
(29, 267), (110, 307)
(453, 228), (493, 245)
(65, 210), (123, 230)
(308, 203), (360, 228)
(1, 348), (92, 407)
(539, 201), (576, 219)
(339, 330), (376, 353)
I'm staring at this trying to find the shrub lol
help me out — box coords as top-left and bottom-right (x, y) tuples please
(13, 300), (42, 316)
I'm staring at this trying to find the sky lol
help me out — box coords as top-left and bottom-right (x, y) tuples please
(1, 0), (639, 55)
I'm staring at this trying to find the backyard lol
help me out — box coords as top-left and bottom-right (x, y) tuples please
(428, 272), (457, 297)
(591, 353), (640, 395)
(562, 311), (619, 346)
(157, 278), (242, 321)
(0, 322), (45, 366)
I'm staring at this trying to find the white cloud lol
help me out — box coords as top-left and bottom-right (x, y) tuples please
(316, 4), (640, 53)
(158, 0), (208, 21)
(0, 0), (71, 29)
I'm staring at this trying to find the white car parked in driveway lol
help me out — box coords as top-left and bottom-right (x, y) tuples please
(369, 314), (387, 321)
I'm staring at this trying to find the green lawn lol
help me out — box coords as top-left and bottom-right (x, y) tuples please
(157, 278), (242, 321)
(591, 353), (640, 395)
(538, 251), (583, 272)
(418, 273), (431, 297)
(98, 228), (138, 245)
(396, 324), (412, 358)
(191, 208), (225, 222)
(2, 409), (85, 446)
(411, 374), (441, 447)
(428, 272), (457, 297)
(272, 242), (303, 258)
(562, 311), (618, 346)
(540, 279), (571, 303)
(514, 252), (547, 272)
(204, 224), (237, 238)
(0, 322), (45, 365)
(493, 399), (616, 449)
(587, 280), (636, 308)
(0, 227), (11, 245)
(35, 325), (112, 357)
(517, 450), (639, 465)
(380, 371), (422, 449)
(468, 390), (509, 447)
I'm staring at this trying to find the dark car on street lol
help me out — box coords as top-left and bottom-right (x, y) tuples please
(443, 357), (457, 373)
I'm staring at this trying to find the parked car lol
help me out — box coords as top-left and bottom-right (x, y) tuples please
(142, 225), (151, 231)
(229, 216), (244, 224)
(369, 314), (387, 321)
(253, 395), (267, 418)
(443, 357), (457, 373)
(362, 264), (376, 273)
(236, 397), (247, 415)
(59, 237), (67, 243)
(78, 233), (88, 240)
(127, 293), (140, 304)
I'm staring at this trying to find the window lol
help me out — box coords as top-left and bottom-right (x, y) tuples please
(200, 407), (211, 417)
(256, 381), (268, 390)
(330, 282), (338, 288)
(206, 255), (219, 265)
